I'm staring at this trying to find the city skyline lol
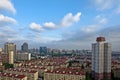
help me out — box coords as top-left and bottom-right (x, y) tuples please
(0, 0), (120, 51)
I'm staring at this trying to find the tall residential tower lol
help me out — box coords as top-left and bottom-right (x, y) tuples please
(4, 42), (16, 64)
(92, 37), (111, 80)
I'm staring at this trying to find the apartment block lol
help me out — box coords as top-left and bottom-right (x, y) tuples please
(44, 68), (85, 80)
(16, 52), (31, 61)
(4, 68), (38, 80)
(0, 72), (27, 80)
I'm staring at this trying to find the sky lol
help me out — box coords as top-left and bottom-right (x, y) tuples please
(0, 0), (120, 51)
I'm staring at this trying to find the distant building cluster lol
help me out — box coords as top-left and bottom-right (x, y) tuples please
(0, 37), (119, 80)
(0, 42), (31, 64)
(28, 47), (91, 55)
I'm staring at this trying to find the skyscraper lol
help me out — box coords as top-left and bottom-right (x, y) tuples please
(4, 42), (16, 64)
(39, 47), (47, 55)
(21, 42), (28, 52)
(92, 37), (111, 80)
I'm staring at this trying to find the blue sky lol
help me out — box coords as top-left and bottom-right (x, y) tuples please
(0, 0), (120, 51)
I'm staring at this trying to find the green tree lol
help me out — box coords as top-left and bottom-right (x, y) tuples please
(81, 64), (84, 69)
(86, 72), (92, 80)
(3, 63), (13, 69)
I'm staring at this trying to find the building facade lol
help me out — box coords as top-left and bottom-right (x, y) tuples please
(16, 52), (31, 61)
(0, 48), (2, 53)
(4, 42), (16, 54)
(0, 53), (9, 63)
(4, 68), (38, 80)
(21, 42), (28, 52)
(92, 37), (111, 80)
(4, 42), (16, 64)
(9, 51), (14, 64)
(0, 72), (27, 80)
(39, 47), (47, 55)
(44, 68), (85, 80)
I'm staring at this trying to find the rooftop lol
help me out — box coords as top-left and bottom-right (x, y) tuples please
(96, 37), (105, 42)
(45, 68), (85, 75)
(0, 72), (26, 79)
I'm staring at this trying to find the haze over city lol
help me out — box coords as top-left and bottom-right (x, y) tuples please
(0, 0), (120, 51)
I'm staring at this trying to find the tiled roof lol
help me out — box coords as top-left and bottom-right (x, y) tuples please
(0, 72), (26, 79)
(7, 68), (37, 73)
(45, 68), (85, 75)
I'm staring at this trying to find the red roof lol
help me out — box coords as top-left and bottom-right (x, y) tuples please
(0, 72), (26, 79)
(45, 68), (85, 75)
(7, 68), (37, 73)
(96, 37), (105, 42)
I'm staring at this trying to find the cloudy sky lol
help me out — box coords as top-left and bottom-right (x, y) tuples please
(0, 0), (120, 51)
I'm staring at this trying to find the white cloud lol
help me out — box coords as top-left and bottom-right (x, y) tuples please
(0, 0), (16, 14)
(96, 0), (113, 9)
(34, 35), (61, 43)
(0, 14), (17, 25)
(43, 22), (56, 29)
(95, 15), (101, 19)
(116, 6), (120, 14)
(93, 0), (120, 10)
(0, 32), (5, 37)
(29, 12), (82, 32)
(61, 12), (81, 27)
(99, 18), (107, 24)
(54, 25), (120, 51)
(0, 25), (18, 43)
(29, 22), (44, 32)
(81, 15), (108, 33)
(93, 0), (114, 10)
(81, 25), (99, 33)
(95, 15), (108, 25)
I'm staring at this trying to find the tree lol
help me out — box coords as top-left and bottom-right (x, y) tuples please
(3, 63), (13, 69)
(81, 64), (84, 69)
(86, 72), (92, 80)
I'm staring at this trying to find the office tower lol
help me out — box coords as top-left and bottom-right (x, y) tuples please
(4, 42), (16, 64)
(39, 47), (47, 55)
(92, 37), (111, 80)
(21, 42), (28, 52)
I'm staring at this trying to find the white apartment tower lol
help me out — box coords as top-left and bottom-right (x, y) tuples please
(92, 37), (111, 80)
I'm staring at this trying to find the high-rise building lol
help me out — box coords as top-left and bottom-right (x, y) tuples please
(0, 48), (2, 53)
(92, 37), (111, 80)
(21, 42), (28, 52)
(4, 42), (16, 64)
(39, 47), (47, 55)
(9, 51), (14, 64)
